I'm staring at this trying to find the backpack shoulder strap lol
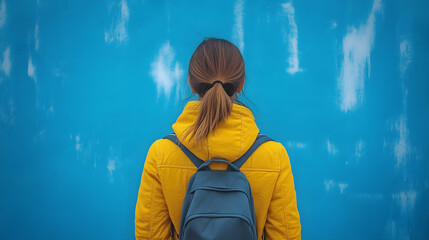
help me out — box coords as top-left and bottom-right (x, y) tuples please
(162, 133), (205, 168)
(232, 133), (274, 169)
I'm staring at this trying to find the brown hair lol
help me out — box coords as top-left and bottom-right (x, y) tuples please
(182, 37), (246, 146)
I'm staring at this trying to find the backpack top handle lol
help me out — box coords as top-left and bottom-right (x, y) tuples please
(197, 158), (240, 172)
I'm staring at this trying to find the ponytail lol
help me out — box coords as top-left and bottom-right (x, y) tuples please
(183, 82), (233, 146)
(183, 37), (245, 147)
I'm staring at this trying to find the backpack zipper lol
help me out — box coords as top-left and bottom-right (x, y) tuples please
(182, 213), (255, 239)
(190, 186), (251, 201)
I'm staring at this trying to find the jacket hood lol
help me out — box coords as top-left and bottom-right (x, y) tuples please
(172, 100), (259, 162)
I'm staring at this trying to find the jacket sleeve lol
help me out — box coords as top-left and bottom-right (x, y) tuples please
(135, 140), (173, 240)
(264, 144), (301, 240)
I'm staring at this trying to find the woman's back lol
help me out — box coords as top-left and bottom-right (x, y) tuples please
(135, 37), (300, 239)
(135, 100), (301, 239)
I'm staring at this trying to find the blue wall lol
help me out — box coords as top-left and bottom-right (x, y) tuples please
(1, 0), (428, 239)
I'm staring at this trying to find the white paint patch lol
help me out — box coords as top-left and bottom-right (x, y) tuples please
(281, 2), (302, 75)
(355, 140), (365, 158)
(384, 220), (397, 239)
(337, 0), (382, 112)
(394, 114), (410, 168)
(393, 190), (417, 215)
(104, 0), (129, 44)
(324, 179), (348, 194)
(35, 22), (39, 50)
(327, 139), (338, 155)
(1, 47), (11, 76)
(355, 193), (383, 200)
(75, 135), (81, 152)
(338, 183), (348, 194)
(150, 41), (184, 100)
(324, 180), (335, 191)
(388, 38), (412, 169)
(54, 66), (68, 79)
(399, 39), (411, 75)
(7, 97), (15, 125)
(28, 57), (37, 83)
(287, 141), (306, 149)
(33, 128), (45, 142)
(0, 0), (6, 28)
(399, 39), (411, 108)
(331, 21), (338, 29)
(232, 0), (245, 53)
(107, 158), (117, 175)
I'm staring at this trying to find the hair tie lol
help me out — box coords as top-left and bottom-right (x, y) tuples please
(211, 80), (224, 87)
(199, 80), (237, 97)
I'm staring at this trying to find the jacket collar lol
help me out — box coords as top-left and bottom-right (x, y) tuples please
(172, 100), (259, 162)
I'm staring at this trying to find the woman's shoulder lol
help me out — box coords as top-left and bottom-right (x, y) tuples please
(147, 134), (290, 170)
(145, 137), (193, 167)
(239, 138), (290, 172)
(148, 137), (182, 154)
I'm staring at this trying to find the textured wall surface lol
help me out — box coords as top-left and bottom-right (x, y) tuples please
(0, 0), (428, 239)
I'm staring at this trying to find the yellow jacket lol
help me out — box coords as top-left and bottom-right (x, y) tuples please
(135, 100), (301, 239)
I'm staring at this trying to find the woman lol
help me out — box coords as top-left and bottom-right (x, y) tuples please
(135, 37), (301, 239)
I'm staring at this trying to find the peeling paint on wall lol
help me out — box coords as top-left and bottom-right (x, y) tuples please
(337, 0), (382, 112)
